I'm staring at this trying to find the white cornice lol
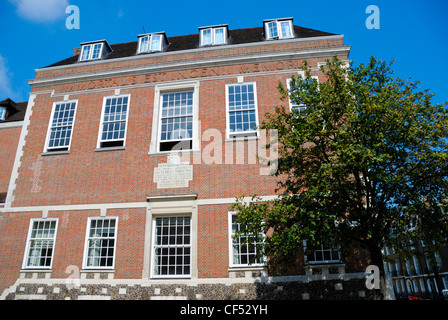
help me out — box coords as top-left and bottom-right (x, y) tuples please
(29, 44), (350, 88)
(0, 121), (24, 129)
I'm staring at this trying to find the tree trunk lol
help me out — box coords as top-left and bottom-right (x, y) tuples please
(367, 243), (388, 300)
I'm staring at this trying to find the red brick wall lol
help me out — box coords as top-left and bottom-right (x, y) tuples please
(197, 204), (231, 278)
(0, 126), (21, 196)
(12, 61), (337, 207)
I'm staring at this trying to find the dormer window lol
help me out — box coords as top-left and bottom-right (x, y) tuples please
(0, 106), (7, 121)
(264, 18), (294, 40)
(79, 40), (111, 62)
(137, 33), (168, 54)
(199, 25), (228, 46)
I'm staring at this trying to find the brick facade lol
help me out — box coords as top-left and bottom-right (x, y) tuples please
(0, 21), (376, 300)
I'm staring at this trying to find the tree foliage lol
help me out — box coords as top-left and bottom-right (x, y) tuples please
(231, 56), (448, 297)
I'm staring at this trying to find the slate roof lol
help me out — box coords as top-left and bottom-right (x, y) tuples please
(43, 25), (337, 68)
(0, 98), (27, 122)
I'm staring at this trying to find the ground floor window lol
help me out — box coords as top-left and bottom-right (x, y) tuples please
(306, 244), (341, 264)
(229, 213), (265, 267)
(23, 219), (58, 269)
(152, 216), (191, 278)
(83, 217), (117, 269)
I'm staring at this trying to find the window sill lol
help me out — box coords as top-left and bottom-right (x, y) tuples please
(148, 149), (200, 157)
(95, 146), (126, 152)
(41, 151), (70, 156)
(228, 266), (267, 279)
(225, 135), (259, 142)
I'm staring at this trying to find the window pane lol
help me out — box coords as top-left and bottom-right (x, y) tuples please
(86, 218), (116, 268)
(160, 91), (194, 142)
(47, 101), (77, 150)
(81, 45), (91, 60)
(26, 220), (57, 268)
(151, 35), (162, 51)
(153, 217), (191, 277)
(268, 22), (278, 38)
(231, 215), (264, 266)
(91, 43), (102, 59)
(214, 28), (225, 44)
(101, 96), (129, 142)
(202, 29), (212, 45)
(280, 21), (292, 38)
(139, 36), (149, 53)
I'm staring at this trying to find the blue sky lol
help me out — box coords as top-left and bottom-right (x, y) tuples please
(1, 0), (447, 105)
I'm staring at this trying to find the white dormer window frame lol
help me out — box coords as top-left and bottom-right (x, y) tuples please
(80, 42), (104, 61)
(199, 26), (228, 46)
(264, 19), (294, 40)
(137, 33), (166, 54)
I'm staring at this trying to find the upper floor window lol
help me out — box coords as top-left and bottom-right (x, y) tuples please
(264, 18), (294, 40)
(150, 82), (199, 154)
(97, 94), (130, 149)
(287, 72), (319, 113)
(225, 82), (259, 138)
(199, 25), (228, 46)
(137, 33), (168, 54)
(0, 106), (7, 121)
(159, 91), (194, 151)
(44, 100), (78, 153)
(79, 40), (111, 62)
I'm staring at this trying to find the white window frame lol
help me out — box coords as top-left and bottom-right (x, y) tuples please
(149, 81), (200, 155)
(225, 82), (259, 139)
(265, 19), (294, 40)
(22, 218), (59, 270)
(228, 212), (265, 268)
(44, 100), (78, 153)
(80, 43), (104, 61)
(0, 106), (7, 120)
(200, 27), (227, 46)
(82, 217), (118, 270)
(286, 72), (319, 112)
(303, 241), (341, 265)
(96, 94), (130, 149)
(137, 34), (164, 54)
(150, 215), (192, 279)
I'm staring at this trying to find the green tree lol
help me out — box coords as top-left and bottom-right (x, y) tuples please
(231, 56), (448, 299)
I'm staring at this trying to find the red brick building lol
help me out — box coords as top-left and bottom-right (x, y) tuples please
(0, 18), (375, 300)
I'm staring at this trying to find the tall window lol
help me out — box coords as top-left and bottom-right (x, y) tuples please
(200, 27), (227, 46)
(83, 217), (117, 269)
(152, 216), (191, 278)
(45, 100), (78, 152)
(265, 19), (293, 40)
(97, 95), (130, 148)
(229, 214), (265, 267)
(226, 82), (258, 137)
(159, 91), (194, 151)
(23, 219), (58, 269)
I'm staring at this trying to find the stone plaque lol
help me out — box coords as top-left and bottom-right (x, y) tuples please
(153, 153), (193, 189)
